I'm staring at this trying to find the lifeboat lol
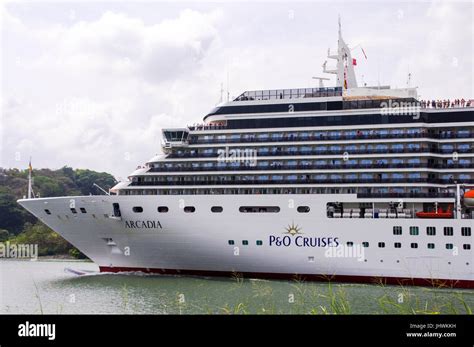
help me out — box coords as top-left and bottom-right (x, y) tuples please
(464, 190), (474, 208)
(416, 205), (453, 219)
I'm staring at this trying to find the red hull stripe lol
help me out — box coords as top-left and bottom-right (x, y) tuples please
(99, 266), (474, 289)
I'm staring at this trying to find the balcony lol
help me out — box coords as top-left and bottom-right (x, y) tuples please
(188, 131), (474, 145)
(149, 162), (474, 173)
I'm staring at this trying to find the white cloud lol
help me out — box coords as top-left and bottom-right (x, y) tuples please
(1, 1), (472, 180)
(1, 7), (223, 176)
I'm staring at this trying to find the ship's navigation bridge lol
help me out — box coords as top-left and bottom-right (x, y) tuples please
(162, 128), (190, 152)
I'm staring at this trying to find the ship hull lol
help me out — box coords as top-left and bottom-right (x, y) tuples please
(18, 194), (474, 288)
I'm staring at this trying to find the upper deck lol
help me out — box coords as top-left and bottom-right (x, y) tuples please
(234, 86), (343, 101)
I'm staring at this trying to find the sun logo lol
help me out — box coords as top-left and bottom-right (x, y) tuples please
(285, 221), (302, 236)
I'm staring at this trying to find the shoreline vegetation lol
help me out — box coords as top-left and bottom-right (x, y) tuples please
(0, 166), (117, 259)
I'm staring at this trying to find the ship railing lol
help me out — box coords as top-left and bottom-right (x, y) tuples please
(420, 99), (474, 109)
(167, 147), (473, 158)
(149, 163), (474, 173)
(130, 179), (474, 187)
(188, 132), (474, 144)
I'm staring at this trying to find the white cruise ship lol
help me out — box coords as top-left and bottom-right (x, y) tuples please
(18, 23), (473, 288)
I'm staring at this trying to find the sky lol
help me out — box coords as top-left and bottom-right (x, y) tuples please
(1, 0), (472, 180)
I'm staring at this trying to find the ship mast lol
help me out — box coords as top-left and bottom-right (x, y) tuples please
(27, 157), (35, 199)
(323, 16), (358, 89)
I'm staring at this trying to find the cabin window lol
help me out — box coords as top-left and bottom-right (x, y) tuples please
(80, 207), (87, 213)
(256, 240), (263, 246)
(158, 206), (169, 213)
(242, 240), (249, 245)
(239, 206), (280, 213)
(394, 242), (401, 248)
(427, 243), (435, 249)
(297, 206), (310, 213)
(463, 244), (471, 250)
(446, 243), (453, 250)
(409, 226), (419, 235)
(184, 206), (196, 213)
(228, 240), (234, 245)
(443, 227), (453, 236)
(362, 242), (369, 248)
(378, 242), (385, 248)
(44, 209), (51, 215)
(461, 227), (471, 236)
(211, 206), (223, 213)
(132, 206), (143, 213)
(411, 243), (418, 249)
(426, 227), (436, 236)
(347, 242), (353, 247)
(70, 208), (77, 214)
(393, 226), (402, 235)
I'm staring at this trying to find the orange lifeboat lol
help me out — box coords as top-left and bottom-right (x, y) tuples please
(464, 190), (474, 208)
(416, 204), (454, 219)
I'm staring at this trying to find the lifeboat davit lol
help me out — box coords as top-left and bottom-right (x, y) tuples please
(464, 190), (474, 208)
(416, 205), (454, 219)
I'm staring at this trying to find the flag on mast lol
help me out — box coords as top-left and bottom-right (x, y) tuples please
(28, 158), (32, 172)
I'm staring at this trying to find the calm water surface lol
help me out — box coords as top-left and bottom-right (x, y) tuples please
(1, 260), (472, 314)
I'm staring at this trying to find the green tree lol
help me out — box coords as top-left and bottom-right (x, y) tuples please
(0, 229), (9, 242)
(0, 193), (34, 235)
(11, 221), (72, 256)
(74, 169), (117, 195)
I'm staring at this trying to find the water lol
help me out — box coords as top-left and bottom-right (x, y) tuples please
(1, 260), (472, 314)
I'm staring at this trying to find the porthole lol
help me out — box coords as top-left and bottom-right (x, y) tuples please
(211, 206), (223, 213)
(157, 206), (169, 213)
